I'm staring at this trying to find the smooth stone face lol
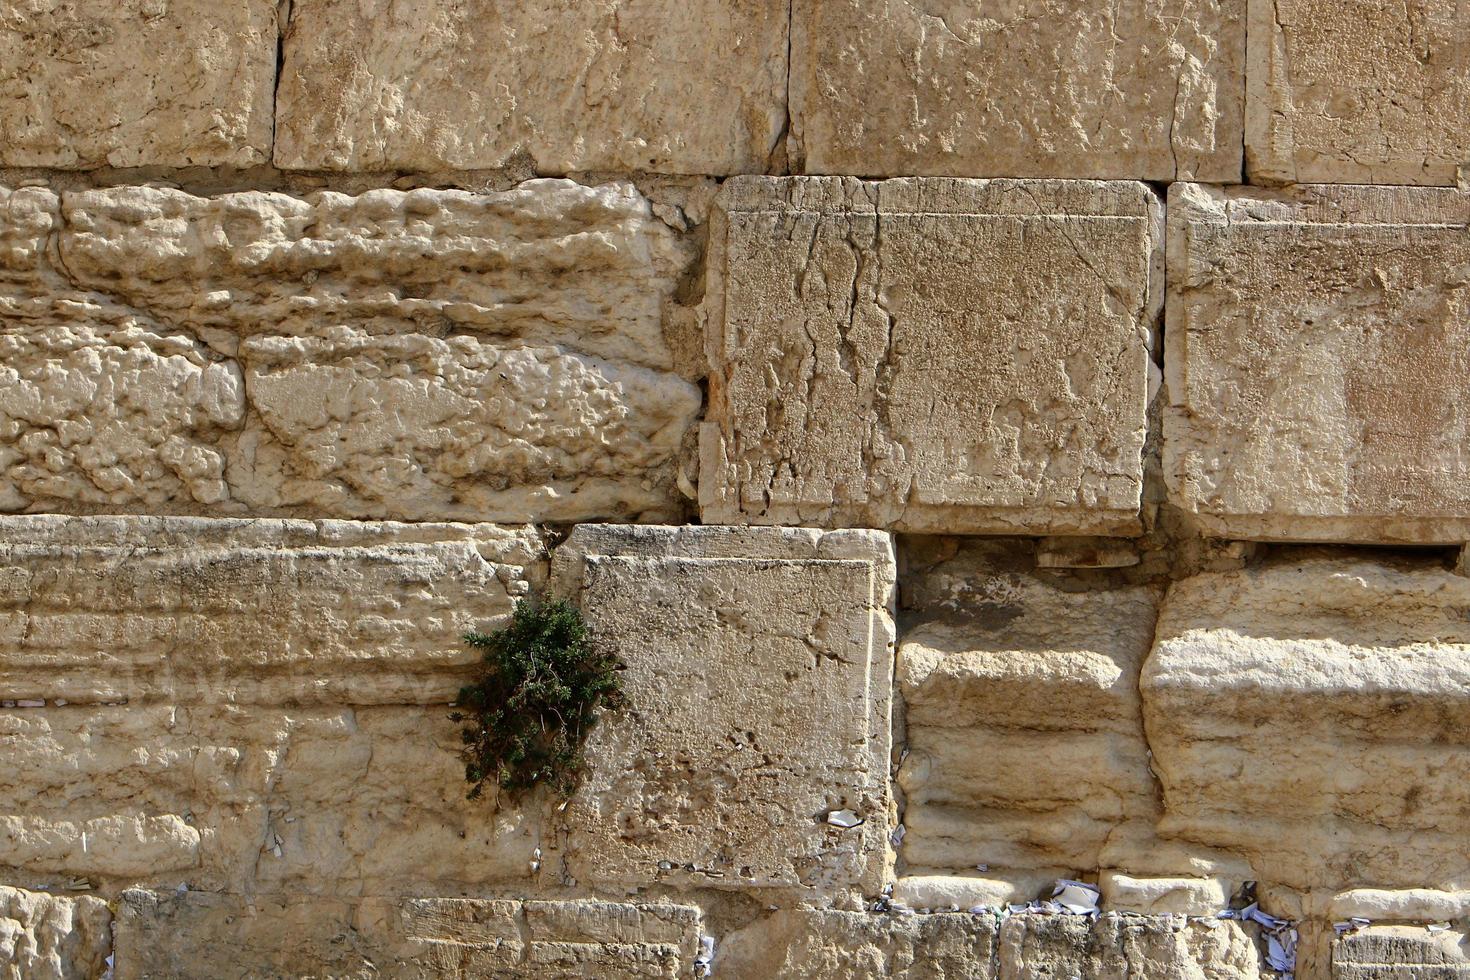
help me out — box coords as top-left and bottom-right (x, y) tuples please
(1333, 926), (1470, 979)
(790, 0), (1245, 180)
(0, 886), (111, 980)
(702, 176), (1159, 535)
(1098, 873), (1229, 916)
(1247, 0), (1470, 185)
(0, 0), (277, 168)
(550, 524), (895, 895)
(1143, 558), (1470, 891)
(274, 0), (788, 174)
(0, 181), (700, 522)
(1165, 183), (1470, 544)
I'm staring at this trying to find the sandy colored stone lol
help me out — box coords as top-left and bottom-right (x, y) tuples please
(893, 874), (1056, 912)
(1143, 557), (1470, 891)
(1165, 182), (1470, 544)
(275, 0), (788, 174)
(1331, 889), (1470, 923)
(0, 0), (275, 168)
(719, 909), (997, 979)
(790, 0), (1244, 181)
(550, 524), (895, 895)
(1099, 873), (1230, 916)
(702, 176), (1159, 534)
(0, 515), (541, 705)
(0, 181), (699, 522)
(1000, 914), (1262, 980)
(1334, 926), (1470, 979)
(0, 886), (110, 980)
(1247, 0), (1470, 185)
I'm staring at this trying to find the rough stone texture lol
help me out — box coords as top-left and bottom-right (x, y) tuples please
(790, 0), (1245, 181)
(1334, 926), (1470, 979)
(1247, 0), (1470, 186)
(1099, 873), (1230, 916)
(0, 515), (542, 705)
(550, 524), (895, 895)
(1000, 914), (1262, 979)
(114, 891), (702, 979)
(702, 176), (1160, 534)
(0, 886), (111, 980)
(1331, 888), (1470, 923)
(1165, 182), (1470, 544)
(1143, 557), (1470, 891)
(0, 180), (700, 522)
(275, 0), (789, 175)
(0, 0), (276, 169)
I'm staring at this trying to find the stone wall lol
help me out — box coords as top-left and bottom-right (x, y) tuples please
(2, 3), (1468, 978)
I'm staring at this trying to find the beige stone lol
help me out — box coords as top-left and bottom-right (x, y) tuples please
(275, 0), (788, 175)
(790, 0), (1244, 181)
(1143, 557), (1470, 891)
(893, 874), (1055, 912)
(1330, 889), (1470, 923)
(702, 176), (1159, 534)
(1099, 873), (1230, 916)
(1247, 0), (1470, 185)
(0, 515), (542, 705)
(718, 909), (997, 979)
(550, 524), (895, 895)
(0, 886), (111, 980)
(1, 181), (699, 522)
(1333, 926), (1470, 979)
(999, 914), (1262, 980)
(1165, 182), (1470, 544)
(0, 0), (276, 168)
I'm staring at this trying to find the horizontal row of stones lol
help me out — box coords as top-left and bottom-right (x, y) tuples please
(6, 518), (1470, 906)
(4, 176), (1468, 544)
(4, 0), (1468, 185)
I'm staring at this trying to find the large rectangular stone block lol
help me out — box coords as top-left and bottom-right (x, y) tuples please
(702, 177), (1159, 535)
(1334, 926), (1470, 979)
(790, 0), (1244, 180)
(275, 0), (788, 174)
(550, 524), (895, 895)
(0, 0), (277, 168)
(1165, 183), (1470, 544)
(1247, 0), (1470, 185)
(0, 886), (111, 980)
(0, 181), (699, 523)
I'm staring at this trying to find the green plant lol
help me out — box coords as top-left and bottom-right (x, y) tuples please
(451, 598), (623, 801)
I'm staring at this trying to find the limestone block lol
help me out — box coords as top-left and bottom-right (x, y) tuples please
(1247, 0), (1470, 185)
(0, 0), (276, 168)
(113, 891), (701, 980)
(702, 176), (1159, 534)
(1, 181), (700, 522)
(1143, 558), (1470, 890)
(893, 874), (1057, 913)
(1334, 926), (1470, 979)
(1099, 873), (1230, 916)
(999, 914), (1262, 979)
(550, 524), (896, 894)
(274, 0), (788, 174)
(897, 562), (1162, 874)
(1165, 183), (1470, 544)
(1331, 889), (1470, 923)
(719, 909), (998, 979)
(0, 886), (111, 980)
(790, 0), (1244, 181)
(0, 515), (542, 705)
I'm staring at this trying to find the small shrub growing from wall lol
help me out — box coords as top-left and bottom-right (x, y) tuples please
(451, 598), (623, 800)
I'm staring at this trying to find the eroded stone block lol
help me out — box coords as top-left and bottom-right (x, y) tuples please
(702, 176), (1159, 534)
(1165, 183), (1470, 544)
(790, 0), (1244, 180)
(0, 886), (111, 980)
(0, 0), (276, 168)
(275, 0), (788, 174)
(550, 524), (895, 894)
(1334, 926), (1470, 979)
(1247, 0), (1470, 185)
(999, 914), (1262, 980)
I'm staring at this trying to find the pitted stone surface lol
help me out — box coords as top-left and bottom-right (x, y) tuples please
(1247, 0), (1470, 185)
(0, 181), (700, 522)
(790, 0), (1244, 181)
(1334, 926), (1470, 979)
(999, 914), (1262, 979)
(550, 524), (895, 894)
(275, 0), (789, 174)
(0, 0), (276, 168)
(702, 176), (1159, 535)
(0, 886), (111, 980)
(1165, 183), (1470, 543)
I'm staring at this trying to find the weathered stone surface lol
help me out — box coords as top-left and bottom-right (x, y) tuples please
(1165, 183), (1470, 544)
(1, 181), (699, 522)
(1334, 926), (1470, 979)
(0, 515), (542, 705)
(0, 0), (276, 168)
(275, 0), (788, 174)
(790, 0), (1244, 180)
(1099, 873), (1229, 916)
(0, 886), (110, 980)
(550, 524), (895, 894)
(1000, 914), (1262, 979)
(1143, 557), (1470, 890)
(1247, 0), (1470, 185)
(702, 176), (1159, 534)
(720, 909), (996, 978)
(1331, 888), (1470, 923)
(113, 891), (701, 979)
